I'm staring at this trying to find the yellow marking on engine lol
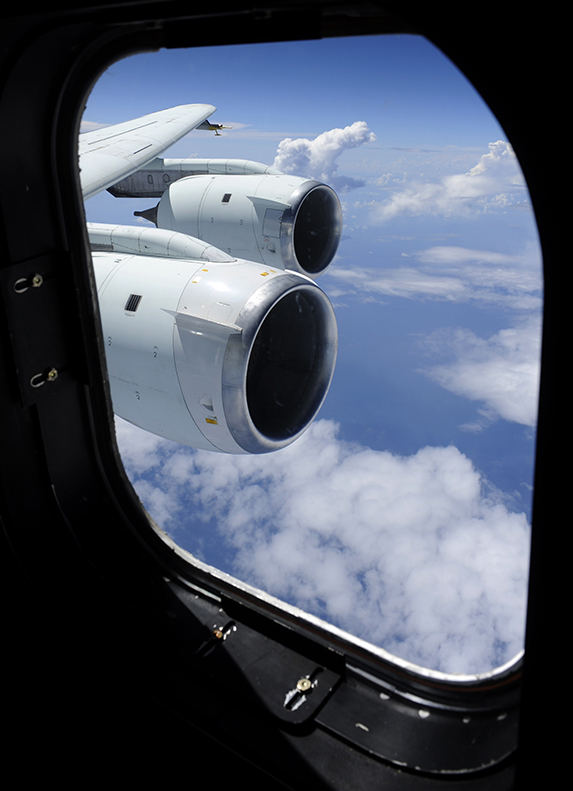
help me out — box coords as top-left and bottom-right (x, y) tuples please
(261, 272), (269, 276)
(205, 417), (219, 425)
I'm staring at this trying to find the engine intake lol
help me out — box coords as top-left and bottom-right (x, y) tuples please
(221, 275), (337, 453)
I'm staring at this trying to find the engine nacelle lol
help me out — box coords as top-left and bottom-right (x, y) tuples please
(153, 174), (342, 278)
(92, 246), (337, 454)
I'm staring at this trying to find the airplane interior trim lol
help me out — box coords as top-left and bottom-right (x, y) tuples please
(0, 2), (561, 788)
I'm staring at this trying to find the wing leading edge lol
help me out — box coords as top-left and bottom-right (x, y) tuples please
(79, 103), (216, 200)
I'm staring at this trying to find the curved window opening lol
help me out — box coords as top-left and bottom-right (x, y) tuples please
(82, 34), (540, 679)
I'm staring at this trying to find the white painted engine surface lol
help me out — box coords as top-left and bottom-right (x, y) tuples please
(155, 173), (342, 278)
(92, 244), (337, 453)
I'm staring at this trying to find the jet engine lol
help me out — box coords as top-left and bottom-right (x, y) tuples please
(91, 224), (337, 454)
(147, 173), (342, 278)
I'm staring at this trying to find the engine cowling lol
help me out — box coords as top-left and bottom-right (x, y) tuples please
(153, 173), (342, 278)
(92, 243), (337, 454)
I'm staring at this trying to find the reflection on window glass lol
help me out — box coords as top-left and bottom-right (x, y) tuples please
(82, 35), (540, 675)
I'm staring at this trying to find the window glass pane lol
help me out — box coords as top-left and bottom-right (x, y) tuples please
(82, 35), (540, 676)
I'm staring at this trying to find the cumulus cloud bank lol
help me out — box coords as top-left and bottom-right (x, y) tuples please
(273, 121), (376, 191)
(421, 317), (541, 427)
(116, 417), (530, 675)
(370, 141), (527, 222)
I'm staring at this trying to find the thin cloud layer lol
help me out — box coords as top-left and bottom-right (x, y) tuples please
(116, 417), (530, 675)
(421, 317), (541, 427)
(325, 243), (542, 311)
(273, 121), (376, 191)
(370, 141), (527, 222)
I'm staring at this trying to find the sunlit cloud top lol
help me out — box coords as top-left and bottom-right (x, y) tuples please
(370, 141), (527, 222)
(273, 121), (377, 191)
(117, 417), (530, 675)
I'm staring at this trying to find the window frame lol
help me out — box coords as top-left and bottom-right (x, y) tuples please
(0, 3), (558, 788)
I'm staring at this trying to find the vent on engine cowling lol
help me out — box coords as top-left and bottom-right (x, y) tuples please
(125, 294), (143, 312)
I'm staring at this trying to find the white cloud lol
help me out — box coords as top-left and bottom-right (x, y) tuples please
(273, 122), (376, 191)
(324, 243), (542, 311)
(117, 417), (530, 675)
(370, 141), (527, 222)
(115, 416), (175, 472)
(421, 317), (541, 427)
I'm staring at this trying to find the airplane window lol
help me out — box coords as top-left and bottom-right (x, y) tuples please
(82, 34), (540, 678)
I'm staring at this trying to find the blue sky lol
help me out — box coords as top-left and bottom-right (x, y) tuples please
(83, 35), (540, 675)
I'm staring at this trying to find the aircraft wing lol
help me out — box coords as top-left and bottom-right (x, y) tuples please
(79, 103), (216, 200)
